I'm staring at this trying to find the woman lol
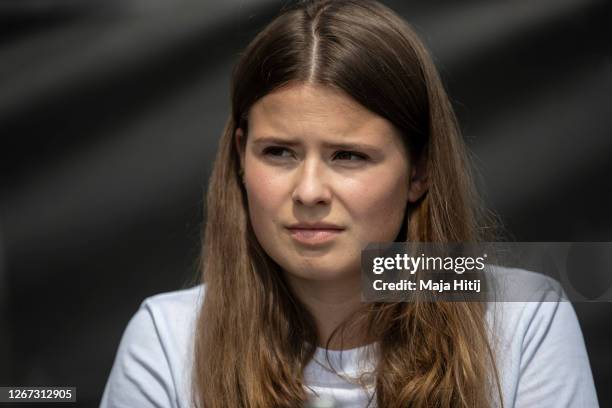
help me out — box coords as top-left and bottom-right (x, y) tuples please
(101, 1), (598, 407)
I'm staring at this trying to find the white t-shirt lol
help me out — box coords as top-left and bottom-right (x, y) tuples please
(100, 268), (599, 407)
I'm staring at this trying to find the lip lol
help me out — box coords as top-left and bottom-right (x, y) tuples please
(285, 223), (345, 245)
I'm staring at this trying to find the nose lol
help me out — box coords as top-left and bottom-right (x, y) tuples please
(291, 157), (332, 207)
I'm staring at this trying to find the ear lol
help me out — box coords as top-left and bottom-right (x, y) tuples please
(235, 127), (246, 172)
(407, 153), (428, 203)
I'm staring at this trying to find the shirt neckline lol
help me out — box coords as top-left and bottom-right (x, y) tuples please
(305, 343), (377, 386)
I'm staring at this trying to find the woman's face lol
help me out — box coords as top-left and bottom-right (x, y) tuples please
(237, 84), (424, 284)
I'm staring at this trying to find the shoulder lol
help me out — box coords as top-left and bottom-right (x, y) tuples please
(100, 285), (205, 408)
(484, 267), (599, 407)
(140, 284), (205, 333)
(133, 284), (204, 366)
(485, 266), (564, 337)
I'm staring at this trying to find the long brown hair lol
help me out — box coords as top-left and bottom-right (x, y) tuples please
(194, 1), (501, 406)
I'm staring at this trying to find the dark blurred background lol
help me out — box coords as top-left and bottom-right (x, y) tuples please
(1, 0), (611, 406)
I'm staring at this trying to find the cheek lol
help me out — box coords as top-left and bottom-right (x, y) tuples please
(244, 163), (287, 233)
(342, 170), (408, 239)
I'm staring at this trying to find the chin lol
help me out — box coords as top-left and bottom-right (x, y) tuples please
(285, 260), (358, 282)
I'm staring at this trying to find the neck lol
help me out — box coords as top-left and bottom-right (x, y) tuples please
(284, 273), (367, 350)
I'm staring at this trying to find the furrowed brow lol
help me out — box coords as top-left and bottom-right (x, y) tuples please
(251, 137), (300, 147)
(252, 137), (379, 151)
(321, 141), (379, 151)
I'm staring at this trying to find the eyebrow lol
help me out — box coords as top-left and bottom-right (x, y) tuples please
(251, 136), (381, 151)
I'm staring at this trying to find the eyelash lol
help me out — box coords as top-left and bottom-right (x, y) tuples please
(262, 146), (368, 161)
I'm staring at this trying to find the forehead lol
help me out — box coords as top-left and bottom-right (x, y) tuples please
(247, 83), (400, 144)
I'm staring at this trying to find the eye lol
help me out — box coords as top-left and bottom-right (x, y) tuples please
(333, 151), (368, 161)
(263, 146), (294, 158)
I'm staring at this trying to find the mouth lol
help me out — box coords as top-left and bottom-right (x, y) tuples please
(285, 226), (344, 246)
